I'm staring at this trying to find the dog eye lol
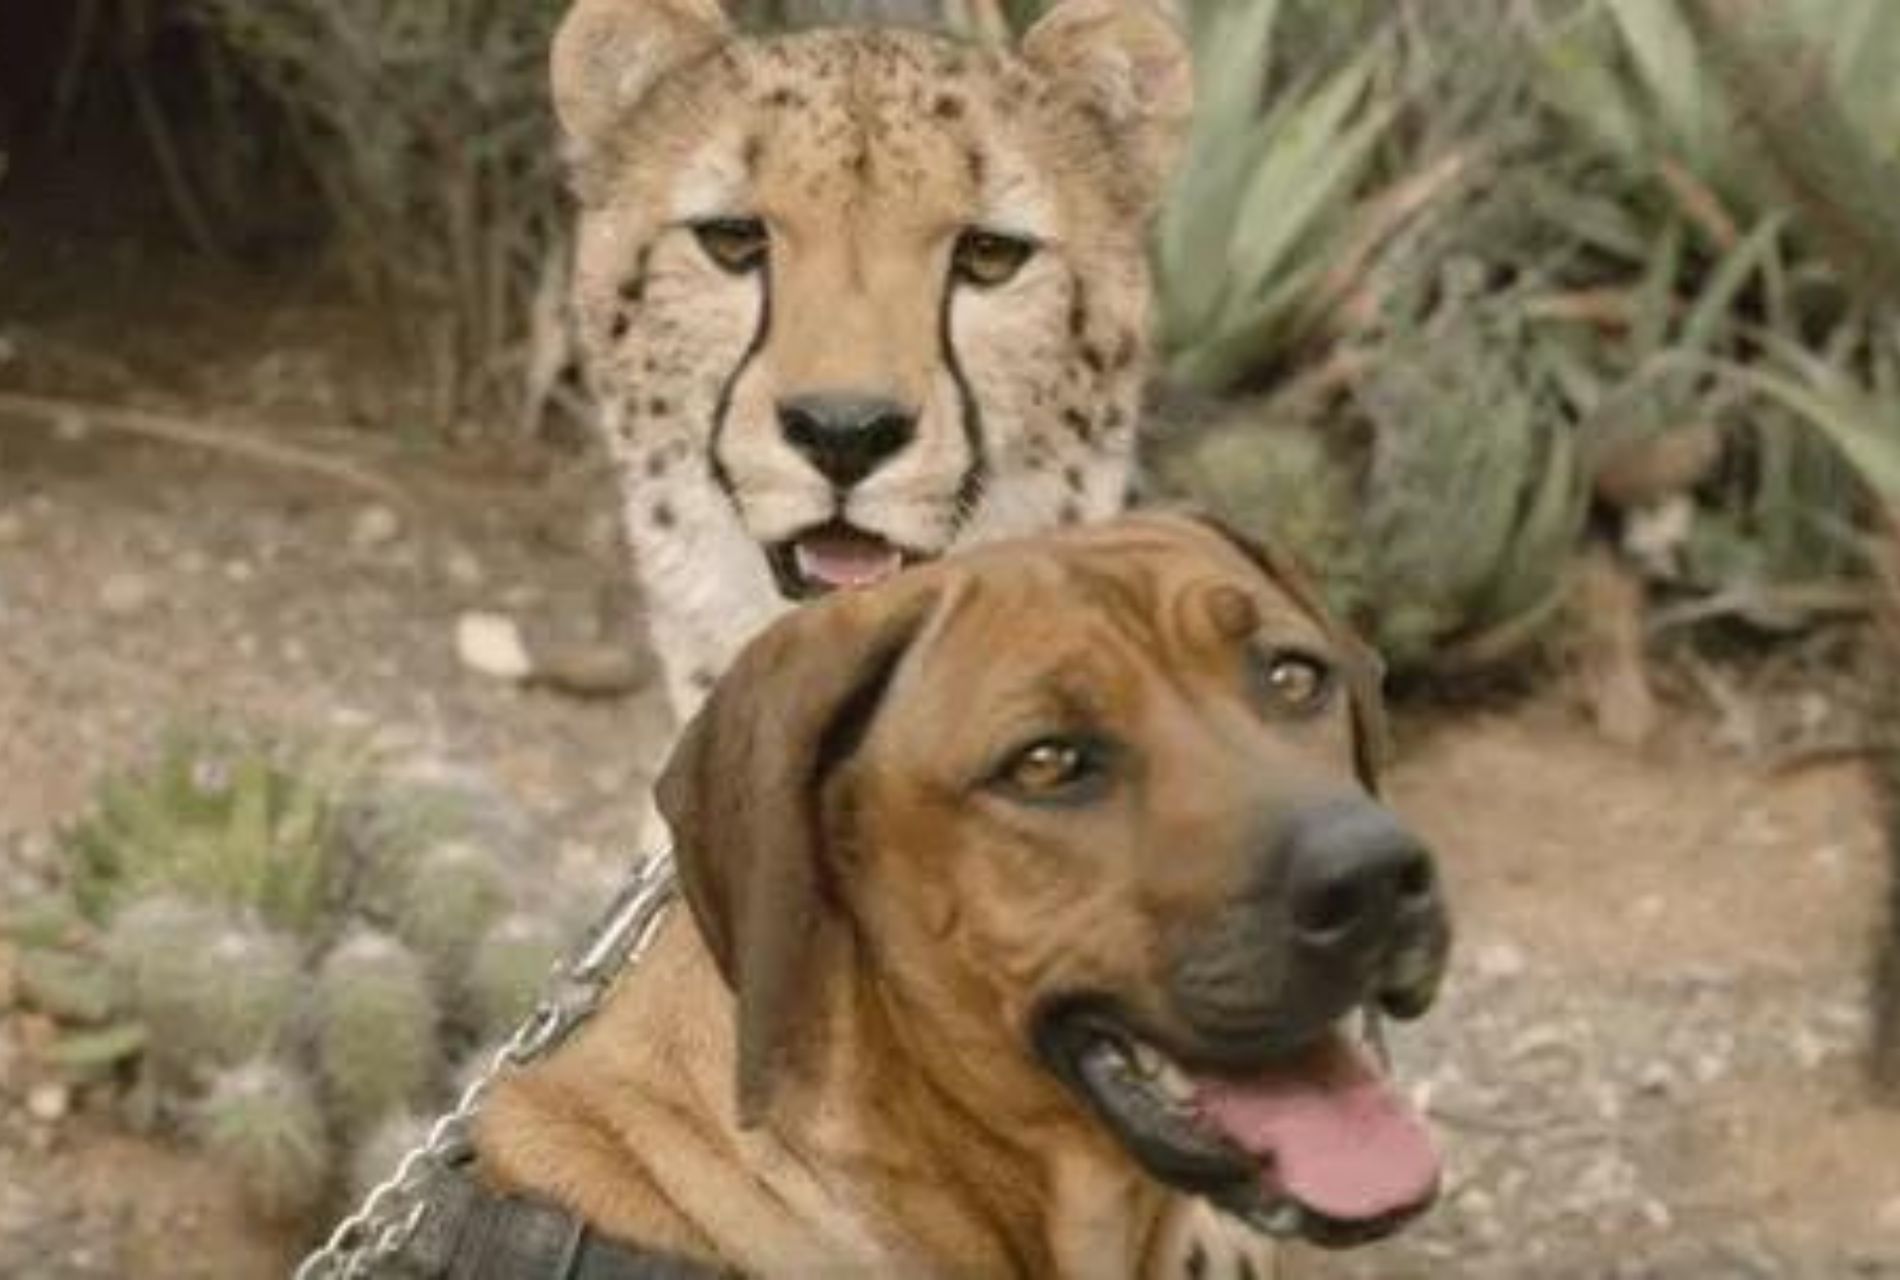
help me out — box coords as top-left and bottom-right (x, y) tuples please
(997, 736), (1098, 799)
(952, 229), (1036, 288)
(1258, 651), (1333, 715)
(692, 217), (769, 274)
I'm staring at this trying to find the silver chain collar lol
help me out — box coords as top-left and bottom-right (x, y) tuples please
(293, 850), (680, 1280)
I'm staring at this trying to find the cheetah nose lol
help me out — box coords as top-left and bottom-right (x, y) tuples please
(778, 393), (917, 488)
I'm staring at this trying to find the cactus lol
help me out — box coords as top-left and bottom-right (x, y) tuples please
(315, 928), (443, 1133)
(16, 725), (589, 1228)
(103, 898), (301, 1079)
(465, 913), (566, 1042)
(195, 1060), (332, 1221)
(392, 839), (511, 977)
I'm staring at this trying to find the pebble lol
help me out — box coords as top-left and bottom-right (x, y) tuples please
(97, 572), (153, 617)
(456, 611), (532, 681)
(0, 510), (24, 544)
(442, 546), (486, 588)
(350, 504), (402, 550)
(26, 1082), (69, 1123)
(1472, 940), (1527, 981)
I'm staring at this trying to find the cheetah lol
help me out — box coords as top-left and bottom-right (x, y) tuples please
(553, 0), (1190, 720)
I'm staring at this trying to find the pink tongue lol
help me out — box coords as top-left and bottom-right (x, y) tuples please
(1193, 1034), (1439, 1223)
(794, 530), (903, 589)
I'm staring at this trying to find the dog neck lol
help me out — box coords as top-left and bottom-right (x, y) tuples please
(474, 911), (1201, 1277)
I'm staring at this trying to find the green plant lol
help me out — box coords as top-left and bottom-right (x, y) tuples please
(180, 0), (573, 435)
(1156, 0), (1410, 390)
(1142, 0), (1900, 671)
(196, 1060), (332, 1222)
(316, 929), (442, 1134)
(6, 723), (599, 1225)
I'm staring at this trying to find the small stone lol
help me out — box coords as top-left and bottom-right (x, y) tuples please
(0, 510), (25, 543)
(98, 571), (153, 616)
(1635, 1062), (1676, 1097)
(1876, 1196), (1900, 1231)
(26, 1081), (69, 1123)
(350, 504), (402, 549)
(224, 559), (255, 583)
(52, 412), (90, 443)
(1472, 940), (1527, 980)
(456, 611), (533, 681)
(442, 546), (486, 588)
(1789, 1025), (1829, 1070)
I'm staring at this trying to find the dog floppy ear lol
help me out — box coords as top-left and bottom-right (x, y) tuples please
(551, 0), (730, 154)
(654, 583), (940, 1127)
(1183, 512), (1391, 793)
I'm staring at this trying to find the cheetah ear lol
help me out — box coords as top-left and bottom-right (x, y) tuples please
(551, 0), (731, 147)
(1020, 0), (1193, 196)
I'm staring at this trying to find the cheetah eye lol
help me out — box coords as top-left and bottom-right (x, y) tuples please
(692, 217), (769, 274)
(952, 228), (1037, 288)
(1255, 650), (1334, 717)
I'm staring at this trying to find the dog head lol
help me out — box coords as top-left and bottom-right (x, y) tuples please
(655, 511), (1452, 1249)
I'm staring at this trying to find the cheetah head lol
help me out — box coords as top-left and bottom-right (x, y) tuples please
(552, 0), (1191, 610)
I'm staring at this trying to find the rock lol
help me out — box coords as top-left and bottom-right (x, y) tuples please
(456, 612), (532, 681)
(350, 504), (402, 550)
(1472, 940), (1528, 981)
(1594, 421), (1723, 510)
(1622, 494), (1695, 581)
(26, 1081), (69, 1123)
(523, 640), (653, 699)
(97, 572), (153, 617)
(441, 545), (486, 588)
(0, 510), (25, 544)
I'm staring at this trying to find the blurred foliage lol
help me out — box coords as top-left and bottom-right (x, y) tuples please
(36, 0), (1900, 669)
(1143, 0), (1900, 671)
(180, 0), (573, 437)
(3, 725), (592, 1222)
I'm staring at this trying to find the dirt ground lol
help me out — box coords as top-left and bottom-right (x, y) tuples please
(2, 241), (1898, 1277)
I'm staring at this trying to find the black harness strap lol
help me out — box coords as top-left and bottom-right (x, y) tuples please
(385, 1161), (738, 1280)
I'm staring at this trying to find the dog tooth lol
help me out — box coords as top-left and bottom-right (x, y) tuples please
(1154, 1061), (1196, 1103)
(1128, 1042), (1164, 1080)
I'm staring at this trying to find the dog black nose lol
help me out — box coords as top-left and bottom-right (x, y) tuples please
(1284, 802), (1437, 955)
(778, 393), (917, 488)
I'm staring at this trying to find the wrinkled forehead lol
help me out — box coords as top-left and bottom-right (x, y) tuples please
(923, 526), (1336, 683)
(669, 31), (1054, 240)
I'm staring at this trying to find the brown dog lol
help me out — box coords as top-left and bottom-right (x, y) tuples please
(474, 512), (1452, 1276)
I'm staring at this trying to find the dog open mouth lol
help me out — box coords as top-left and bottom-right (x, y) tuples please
(1037, 1006), (1439, 1250)
(766, 521), (926, 601)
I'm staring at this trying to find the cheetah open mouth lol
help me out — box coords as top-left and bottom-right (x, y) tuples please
(1034, 1004), (1440, 1250)
(766, 521), (927, 601)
